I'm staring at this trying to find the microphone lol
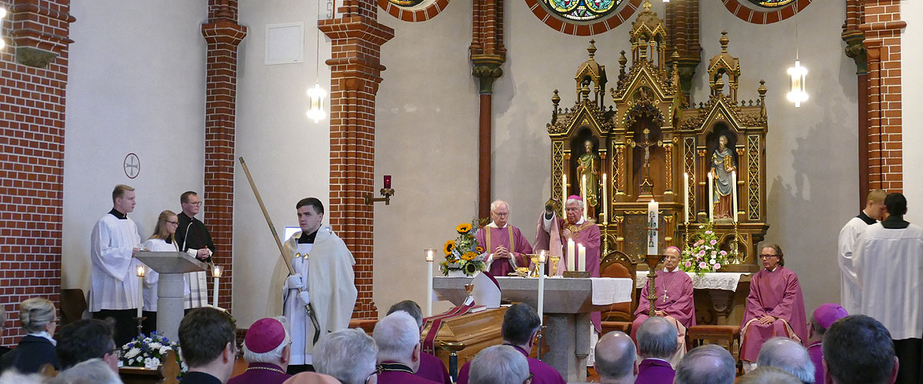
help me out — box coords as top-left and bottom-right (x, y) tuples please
(182, 222), (193, 252)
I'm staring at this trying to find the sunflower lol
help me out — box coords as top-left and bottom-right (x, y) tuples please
(461, 251), (477, 261)
(476, 246), (484, 253)
(456, 223), (472, 233)
(464, 262), (480, 275)
(444, 240), (456, 255)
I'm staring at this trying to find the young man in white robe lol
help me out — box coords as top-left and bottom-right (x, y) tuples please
(281, 197), (357, 374)
(837, 189), (886, 314)
(89, 184), (142, 347)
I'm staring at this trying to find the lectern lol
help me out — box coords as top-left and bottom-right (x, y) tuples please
(134, 251), (207, 341)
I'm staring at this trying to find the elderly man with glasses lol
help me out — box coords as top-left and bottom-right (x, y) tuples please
(631, 246), (695, 365)
(475, 200), (534, 277)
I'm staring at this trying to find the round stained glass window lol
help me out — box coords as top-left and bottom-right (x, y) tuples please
(746, 0), (795, 7)
(544, 0), (622, 22)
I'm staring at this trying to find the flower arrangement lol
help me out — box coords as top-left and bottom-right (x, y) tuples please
(440, 219), (487, 276)
(679, 223), (729, 276)
(118, 332), (187, 373)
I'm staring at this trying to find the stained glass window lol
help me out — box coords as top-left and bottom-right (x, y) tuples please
(746, 0), (795, 7)
(388, 0), (425, 6)
(543, 0), (621, 22)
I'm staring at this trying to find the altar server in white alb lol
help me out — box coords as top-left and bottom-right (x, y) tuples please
(90, 184), (142, 347)
(837, 188), (886, 314)
(854, 192), (923, 384)
(281, 197), (357, 374)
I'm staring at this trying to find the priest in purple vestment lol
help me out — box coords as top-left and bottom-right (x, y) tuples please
(535, 195), (602, 331)
(476, 200), (534, 277)
(457, 303), (566, 384)
(636, 317), (678, 384)
(739, 244), (807, 367)
(229, 317), (293, 384)
(387, 300), (451, 384)
(373, 311), (442, 384)
(632, 246), (695, 366)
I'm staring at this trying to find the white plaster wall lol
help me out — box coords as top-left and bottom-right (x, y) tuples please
(903, 0), (923, 223)
(234, 0), (332, 327)
(63, 1), (207, 293)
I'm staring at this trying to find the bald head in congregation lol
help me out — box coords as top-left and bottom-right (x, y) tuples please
(756, 337), (814, 383)
(372, 311), (439, 384)
(594, 331), (637, 384)
(467, 345), (530, 384)
(674, 344), (736, 384)
(475, 200), (534, 277)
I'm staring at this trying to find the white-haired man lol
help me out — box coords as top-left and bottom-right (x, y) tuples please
(675, 345), (737, 384)
(228, 317), (292, 384)
(468, 345), (531, 384)
(373, 311), (440, 384)
(314, 328), (378, 384)
(476, 200), (534, 276)
(757, 337), (815, 383)
(636, 317), (678, 383)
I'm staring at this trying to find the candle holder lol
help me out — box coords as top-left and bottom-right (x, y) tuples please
(424, 248), (435, 317)
(548, 255), (561, 276)
(135, 264), (145, 336)
(644, 253), (661, 317)
(600, 212), (610, 255)
(135, 316), (144, 337)
(364, 175), (396, 205)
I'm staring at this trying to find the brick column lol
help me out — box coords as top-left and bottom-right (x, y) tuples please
(201, 0), (246, 311)
(859, 0), (904, 193)
(471, 0), (506, 219)
(319, 0), (393, 319)
(0, 0), (73, 346)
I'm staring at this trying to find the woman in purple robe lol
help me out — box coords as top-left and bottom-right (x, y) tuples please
(739, 244), (807, 368)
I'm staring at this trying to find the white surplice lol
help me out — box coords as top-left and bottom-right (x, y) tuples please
(89, 214), (141, 312)
(838, 216), (872, 314)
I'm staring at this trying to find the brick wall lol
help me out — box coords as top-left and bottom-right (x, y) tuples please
(0, 0), (72, 347)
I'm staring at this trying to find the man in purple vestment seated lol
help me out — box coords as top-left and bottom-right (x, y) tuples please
(805, 303), (848, 384)
(313, 329), (378, 384)
(675, 344), (736, 384)
(373, 311), (441, 384)
(476, 200), (534, 277)
(823, 315), (899, 384)
(468, 345), (531, 384)
(632, 246), (695, 365)
(756, 338), (814, 383)
(229, 317), (293, 384)
(635, 317), (678, 384)
(739, 243), (807, 372)
(387, 300), (450, 384)
(457, 303), (566, 384)
(594, 331), (638, 384)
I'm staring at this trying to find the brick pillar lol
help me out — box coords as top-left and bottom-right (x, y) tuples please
(318, 0), (393, 319)
(0, 0), (73, 346)
(842, 0), (869, 207)
(201, 0), (246, 311)
(859, 0), (904, 193)
(471, 0), (506, 219)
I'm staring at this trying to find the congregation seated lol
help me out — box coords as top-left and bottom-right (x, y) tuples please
(755, 337), (814, 383)
(635, 317), (678, 384)
(804, 303), (847, 384)
(822, 315), (898, 384)
(457, 303), (566, 384)
(632, 246), (694, 365)
(739, 244), (807, 370)
(55, 319), (119, 372)
(48, 358), (123, 384)
(467, 345), (530, 384)
(229, 317), (292, 384)
(594, 331), (637, 384)
(386, 300), (450, 384)
(674, 345), (736, 384)
(177, 308), (238, 384)
(372, 311), (438, 384)
(0, 298), (60, 374)
(738, 366), (802, 384)
(313, 328), (378, 384)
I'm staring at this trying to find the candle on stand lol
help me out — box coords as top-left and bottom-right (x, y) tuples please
(582, 174), (588, 222)
(602, 173), (608, 222)
(707, 172), (714, 222)
(731, 171), (738, 223)
(577, 244), (586, 272)
(683, 172), (690, 224)
(567, 239), (576, 272)
(562, 173), (567, 209)
(212, 265), (223, 308)
(424, 248), (435, 317)
(647, 199), (659, 255)
(537, 250), (547, 323)
(136, 264), (145, 318)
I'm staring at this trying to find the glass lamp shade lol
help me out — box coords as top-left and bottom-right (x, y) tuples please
(786, 60), (808, 107)
(306, 83), (327, 123)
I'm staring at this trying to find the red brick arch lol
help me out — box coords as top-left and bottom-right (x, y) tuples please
(378, 0), (452, 22)
(722, 0), (812, 25)
(524, 0), (644, 36)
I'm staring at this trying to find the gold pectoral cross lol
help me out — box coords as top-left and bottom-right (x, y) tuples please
(662, 290), (668, 303)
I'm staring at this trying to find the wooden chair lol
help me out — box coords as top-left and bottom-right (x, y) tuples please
(686, 324), (742, 373)
(60, 288), (88, 326)
(599, 250), (637, 334)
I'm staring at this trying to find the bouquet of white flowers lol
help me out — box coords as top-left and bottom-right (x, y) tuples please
(118, 331), (187, 373)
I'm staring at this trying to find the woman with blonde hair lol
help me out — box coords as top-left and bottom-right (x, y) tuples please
(0, 298), (59, 373)
(138, 210), (184, 334)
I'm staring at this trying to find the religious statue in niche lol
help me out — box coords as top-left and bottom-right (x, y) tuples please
(576, 139), (600, 218)
(711, 134), (737, 219)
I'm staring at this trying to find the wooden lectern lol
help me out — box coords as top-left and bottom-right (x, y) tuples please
(134, 252), (207, 341)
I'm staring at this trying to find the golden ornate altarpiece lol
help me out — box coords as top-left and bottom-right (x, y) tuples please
(546, 4), (769, 272)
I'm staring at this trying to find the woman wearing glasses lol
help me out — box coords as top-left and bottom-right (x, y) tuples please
(738, 244), (807, 372)
(139, 210), (182, 334)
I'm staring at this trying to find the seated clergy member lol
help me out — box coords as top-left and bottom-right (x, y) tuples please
(313, 328), (378, 384)
(476, 200), (534, 276)
(631, 246), (694, 365)
(467, 345), (530, 384)
(738, 366), (803, 384)
(372, 311), (439, 384)
(55, 319), (119, 372)
(739, 244), (807, 370)
(178, 308), (237, 384)
(635, 317), (678, 384)
(386, 301), (450, 384)
(823, 315), (898, 384)
(228, 317), (292, 384)
(594, 331), (638, 384)
(674, 345), (736, 384)
(805, 304), (848, 384)
(756, 337), (815, 383)
(458, 303), (566, 384)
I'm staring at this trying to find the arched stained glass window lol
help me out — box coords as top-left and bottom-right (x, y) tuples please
(544, 0), (622, 22)
(388, 0), (425, 6)
(746, 0), (795, 7)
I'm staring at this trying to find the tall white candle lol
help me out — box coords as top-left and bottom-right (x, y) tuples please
(683, 172), (690, 224)
(602, 173), (608, 222)
(732, 171), (738, 223)
(708, 172), (715, 222)
(562, 173), (567, 210)
(567, 239), (576, 272)
(424, 249), (435, 317)
(537, 250), (546, 324)
(212, 265), (223, 308)
(647, 199), (659, 255)
(136, 265), (144, 318)
(577, 244), (586, 272)
(582, 174), (588, 221)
